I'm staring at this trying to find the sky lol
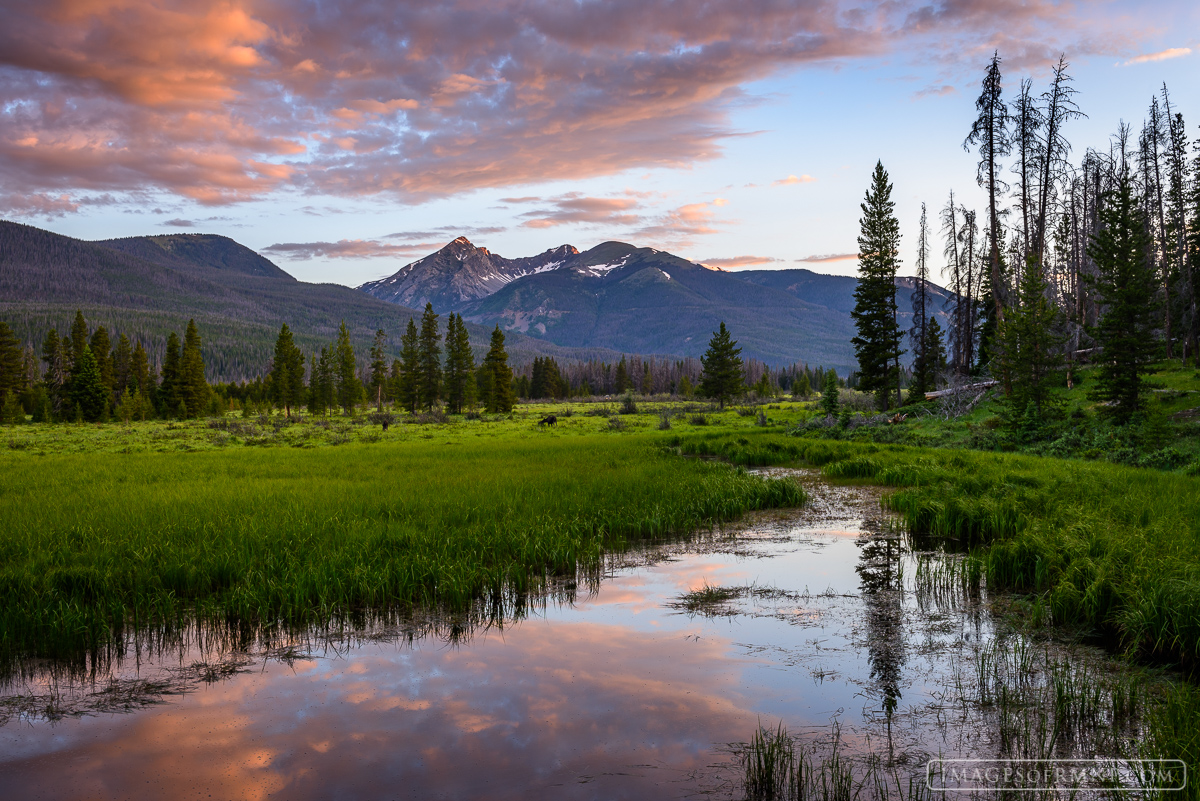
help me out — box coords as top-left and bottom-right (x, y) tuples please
(2, 0), (1198, 288)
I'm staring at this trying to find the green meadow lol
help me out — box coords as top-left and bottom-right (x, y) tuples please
(4, 366), (1200, 787)
(0, 418), (803, 665)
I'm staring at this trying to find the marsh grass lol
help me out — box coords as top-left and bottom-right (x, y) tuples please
(743, 722), (932, 801)
(0, 433), (804, 673)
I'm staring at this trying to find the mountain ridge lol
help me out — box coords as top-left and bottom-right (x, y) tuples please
(358, 237), (953, 372)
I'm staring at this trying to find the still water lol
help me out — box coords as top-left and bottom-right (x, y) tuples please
(0, 471), (1121, 799)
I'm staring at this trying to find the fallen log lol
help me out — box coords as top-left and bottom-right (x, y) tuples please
(924, 380), (998, 401)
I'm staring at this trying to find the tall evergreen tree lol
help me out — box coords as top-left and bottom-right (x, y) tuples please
(89, 326), (114, 395)
(0, 321), (23, 400)
(270, 323), (306, 417)
(41, 329), (68, 414)
(924, 317), (947, 387)
(417, 303), (442, 411)
(1087, 167), (1160, 423)
(996, 257), (1065, 423)
(443, 313), (475, 414)
(481, 326), (514, 413)
(397, 318), (420, 413)
(334, 321), (359, 414)
(158, 332), (182, 417)
(851, 161), (905, 411)
(699, 322), (744, 409)
(820, 371), (840, 416)
(113, 333), (133, 398)
(964, 50), (1011, 330)
(130, 341), (152, 396)
(614, 357), (630, 393)
(180, 319), (207, 417)
(908, 204), (936, 400)
(69, 310), (88, 370)
(69, 346), (109, 422)
(368, 329), (388, 411)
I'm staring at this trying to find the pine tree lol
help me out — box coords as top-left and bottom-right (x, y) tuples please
(417, 303), (442, 411)
(41, 329), (68, 414)
(614, 357), (629, 393)
(908, 203), (935, 400)
(996, 257), (1065, 424)
(270, 323), (306, 417)
(334, 321), (359, 414)
(443, 314), (475, 413)
(308, 353), (324, 415)
(0, 321), (23, 400)
(69, 310), (88, 370)
(964, 51), (1011, 331)
(368, 329), (388, 411)
(852, 161), (905, 411)
(794, 373), (811, 399)
(699, 322), (743, 409)
(398, 318), (420, 413)
(924, 318), (947, 386)
(113, 333), (133, 398)
(69, 346), (109, 422)
(88, 326), (114, 396)
(820, 371), (840, 416)
(1087, 168), (1160, 423)
(642, 362), (653, 395)
(130, 341), (152, 396)
(482, 326), (514, 413)
(180, 319), (207, 417)
(158, 331), (182, 416)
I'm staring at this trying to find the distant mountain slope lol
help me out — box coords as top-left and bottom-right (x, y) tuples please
(360, 237), (954, 372)
(100, 234), (295, 281)
(461, 241), (856, 368)
(735, 270), (955, 333)
(0, 221), (622, 381)
(359, 237), (578, 309)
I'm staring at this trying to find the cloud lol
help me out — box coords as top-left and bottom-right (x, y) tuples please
(519, 194), (642, 228)
(0, 191), (79, 217)
(1119, 47), (1191, 66)
(0, 0), (1165, 209)
(385, 226), (506, 240)
(261, 239), (441, 260)
(796, 252), (857, 263)
(772, 174), (817, 186)
(162, 218), (195, 227)
(633, 200), (727, 244)
(701, 255), (783, 268)
(914, 84), (957, 98)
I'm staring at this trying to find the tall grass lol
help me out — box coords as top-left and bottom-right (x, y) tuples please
(0, 434), (804, 668)
(677, 430), (1200, 671)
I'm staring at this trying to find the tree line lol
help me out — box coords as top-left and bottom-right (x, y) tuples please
(1, 299), (851, 423)
(851, 52), (1200, 426)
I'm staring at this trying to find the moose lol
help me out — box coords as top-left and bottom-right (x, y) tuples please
(538, 414), (558, 428)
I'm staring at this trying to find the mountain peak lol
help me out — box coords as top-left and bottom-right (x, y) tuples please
(450, 236), (473, 247)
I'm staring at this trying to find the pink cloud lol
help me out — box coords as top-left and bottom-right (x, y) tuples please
(701, 255), (783, 268)
(519, 194), (642, 228)
(796, 252), (857, 263)
(1119, 47), (1191, 66)
(0, 0), (1163, 213)
(772, 174), (817, 186)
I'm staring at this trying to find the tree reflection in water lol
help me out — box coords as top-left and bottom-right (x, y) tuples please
(856, 529), (906, 758)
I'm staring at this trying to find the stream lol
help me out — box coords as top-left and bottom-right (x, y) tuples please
(0, 469), (1152, 799)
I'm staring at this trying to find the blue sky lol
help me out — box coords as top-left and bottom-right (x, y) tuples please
(2, 0), (1197, 286)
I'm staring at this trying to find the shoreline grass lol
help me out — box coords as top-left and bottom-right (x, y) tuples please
(0, 432), (804, 668)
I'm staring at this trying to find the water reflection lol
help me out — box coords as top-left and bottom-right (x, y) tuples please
(856, 532), (906, 747)
(0, 474), (1145, 799)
